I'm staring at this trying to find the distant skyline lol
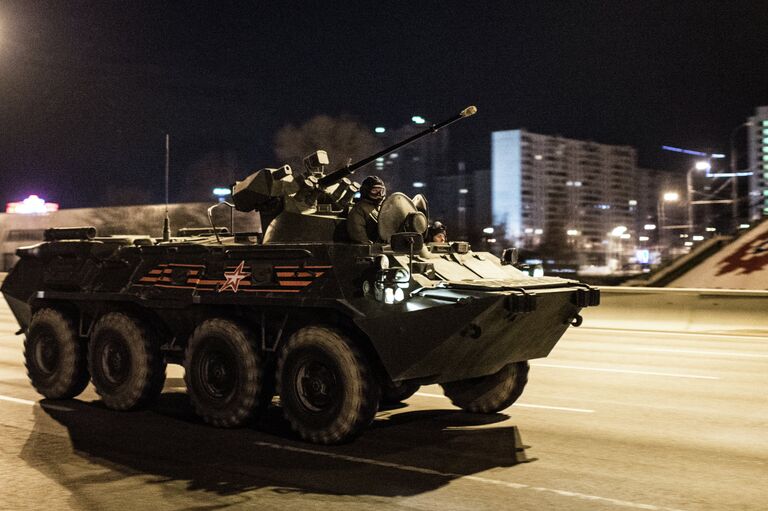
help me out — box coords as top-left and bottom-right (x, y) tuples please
(1, 1), (766, 208)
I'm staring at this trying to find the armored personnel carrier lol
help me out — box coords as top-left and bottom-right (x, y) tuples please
(1, 106), (599, 444)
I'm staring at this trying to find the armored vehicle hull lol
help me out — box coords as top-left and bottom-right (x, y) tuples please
(2, 233), (598, 443)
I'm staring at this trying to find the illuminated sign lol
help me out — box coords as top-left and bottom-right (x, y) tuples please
(6, 195), (59, 214)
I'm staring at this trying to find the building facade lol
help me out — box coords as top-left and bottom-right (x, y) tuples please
(748, 105), (768, 221)
(491, 130), (636, 262)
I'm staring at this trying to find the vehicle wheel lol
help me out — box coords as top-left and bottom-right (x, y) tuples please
(88, 312), (166, 410)
(184, 318), (263, 427)
(277, 326), (380, 444)
(380, 379), (420, 406)
(24, 308), (90, 399)
(441, 361), (529, 413)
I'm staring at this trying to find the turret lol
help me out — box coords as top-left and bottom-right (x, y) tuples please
(231, 106), (477, 243)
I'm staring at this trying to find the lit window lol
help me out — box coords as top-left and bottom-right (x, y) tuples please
(628, 199), (637, 206)
(534, 154), (543, 160)
(534, 228), (543, 235)
(692, 235), (704, 241)
(639, 236), (649, 241)
(374, 127), (386, 133)
(411, 116), (426, 124)
(412, 182), (425, 188)
(524, 228), (534, 234)
(644, 224), (656, 230)
(390, 153), (399, 159)
(684, 241), (693, 246)
(458, 188), (469, 194)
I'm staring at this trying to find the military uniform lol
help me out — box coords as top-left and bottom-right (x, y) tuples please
(347, 176), (386, 244)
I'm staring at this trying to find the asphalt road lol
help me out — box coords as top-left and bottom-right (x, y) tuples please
(1, 300), (766, 511)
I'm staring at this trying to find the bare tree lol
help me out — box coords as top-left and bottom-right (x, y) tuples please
(274, 115), (381, 182)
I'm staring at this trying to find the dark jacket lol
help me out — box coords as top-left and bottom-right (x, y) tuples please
(347, 199), (381, 244)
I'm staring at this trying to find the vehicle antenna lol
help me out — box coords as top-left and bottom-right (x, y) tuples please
(162, 133), (171, 242)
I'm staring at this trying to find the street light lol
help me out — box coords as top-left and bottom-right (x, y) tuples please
(658, 191), (679, 257)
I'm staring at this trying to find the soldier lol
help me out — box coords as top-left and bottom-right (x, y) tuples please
(347, 176), (386, 244)
(428, 221), (447, 243)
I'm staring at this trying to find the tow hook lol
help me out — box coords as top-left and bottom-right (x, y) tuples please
(570, 314), (583, 327)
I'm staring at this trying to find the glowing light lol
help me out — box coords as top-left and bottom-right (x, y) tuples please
(532, 266), (545, 278)
(534, 228), (543, 235)
(374, 127), (386, 133)
(695, 161), (711, 171)
(639, 236), (650, 241)
(692, 235), (704, 241)
(705, 227), (716, 232)
(644, 224), (657, 230)
(212, 187), (231, 196)
(566, 229), (580, 236)
(534, 154), (543, 160)
(458, 188), (469, 194)
(610, 226), (627, 237)
(412, 182), (425, 188)
(739, 223), (750, 229)
(6, 195), (59, 214)
(411, 116), (426, 124)
(663, 192), (679, 202)
(483, 227), (494, 234)
(711, 153), (726, 159)
(628, 199), (638, 206)
(684, 241), (693, 246)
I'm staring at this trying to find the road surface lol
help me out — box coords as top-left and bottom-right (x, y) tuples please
(0, 300), (766, 510)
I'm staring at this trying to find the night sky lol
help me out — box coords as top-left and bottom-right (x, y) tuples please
(1, 1), (766, 208)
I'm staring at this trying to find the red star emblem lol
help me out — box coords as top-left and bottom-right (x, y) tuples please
(218, 261), (251, 293)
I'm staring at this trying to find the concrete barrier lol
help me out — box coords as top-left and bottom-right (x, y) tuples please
(581, 286), (768, 336)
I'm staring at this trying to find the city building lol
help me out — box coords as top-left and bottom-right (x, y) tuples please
(748, 105), (768, 221)
(491, 129), (636, 265)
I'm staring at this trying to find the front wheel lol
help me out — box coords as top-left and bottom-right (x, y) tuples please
(440, 361), (529, 413)
(24, 308), (90, 399)
(277, 326), (379, 444)
(88, 312), (166, 410)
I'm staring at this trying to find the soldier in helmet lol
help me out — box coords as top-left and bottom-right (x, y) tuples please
(347, 176), (386, 244)
(428, 221), (447, 243)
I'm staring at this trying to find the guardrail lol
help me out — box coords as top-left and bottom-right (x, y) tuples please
(581, 286), (768, 336)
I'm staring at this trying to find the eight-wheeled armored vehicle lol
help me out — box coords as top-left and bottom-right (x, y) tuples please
(1, 106), (599, 444)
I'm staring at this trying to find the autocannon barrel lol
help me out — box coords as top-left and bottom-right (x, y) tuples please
(317, 105), (477, 188)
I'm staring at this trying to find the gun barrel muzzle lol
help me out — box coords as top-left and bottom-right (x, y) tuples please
(460, 105), (478, 117)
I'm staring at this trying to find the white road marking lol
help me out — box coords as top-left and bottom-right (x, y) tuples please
(575, 326), (768, 341)
(0, 395), (35, 405)
(414, 392), (594, 413)
(531, 363), (720, 380)
(251, 440), (685, 511)
(629, 347), (768, 359)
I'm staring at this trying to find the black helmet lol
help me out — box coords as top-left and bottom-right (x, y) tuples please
(428, 221), (447, 242)
(360, 176), (386, 203)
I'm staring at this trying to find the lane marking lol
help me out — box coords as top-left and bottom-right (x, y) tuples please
(629, 347), (768, 359)
(0, 395), (35, 405)
(573, 326), (768, 341)
(531, 363), (720, 380)
(414, 392), (594, 413)
(251, 440), (685, 511)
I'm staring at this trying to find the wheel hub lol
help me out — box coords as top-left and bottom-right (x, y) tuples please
(199, 347), (236, 400)
(35, 335), (59, 375)
(100, 337), (131, 386)
(296, 361), (336, 412)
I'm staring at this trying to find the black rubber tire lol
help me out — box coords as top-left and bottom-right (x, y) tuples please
(184, 318), (264, 428)
(441, 361), (529, 413)
(24, 308), (90, 399)
(88, 312), (166, 410)
(380, 380), (420, 406)
(277, 326), (380, 444)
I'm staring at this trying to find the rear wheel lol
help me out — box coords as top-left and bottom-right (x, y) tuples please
(88, 312), (166, 410)
(441, 361), (529, 413)
(184, 318), (264, 427)
(24, 308), (89, 399)
(277, 326), (379, 444)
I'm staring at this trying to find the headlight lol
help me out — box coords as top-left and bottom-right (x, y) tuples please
(371, 268), (410, 304)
